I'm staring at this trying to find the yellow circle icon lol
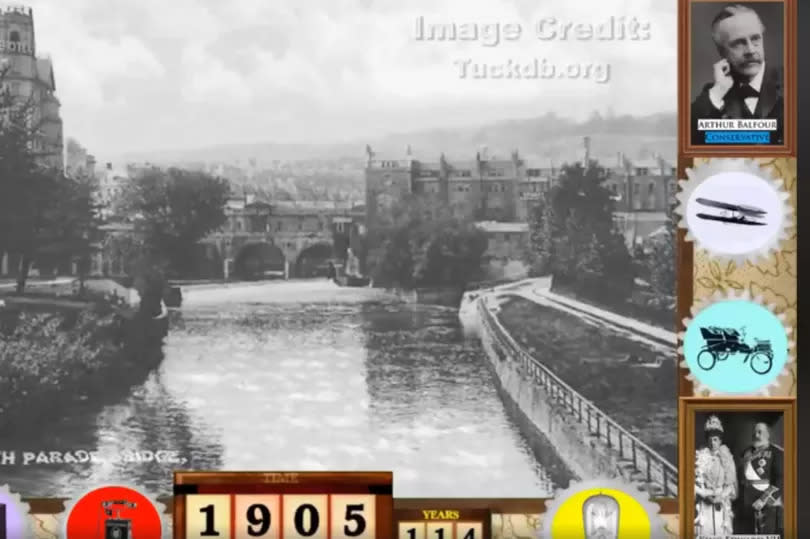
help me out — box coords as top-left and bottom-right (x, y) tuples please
(550, 487), (651, 538)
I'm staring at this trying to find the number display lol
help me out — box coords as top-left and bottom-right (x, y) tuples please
(282, 495), (327, 538)
(293, 503), (320, 536)
(186, 495), (232, 538)
(426, 523), (453, 539)
(185, 494), (377, 539)
(458, 524), (482, 539)
(398, 523), (426, 539)
(396, 522), (483, 539)
(234, 495), (280, 539)
(330, 495), (376, 538)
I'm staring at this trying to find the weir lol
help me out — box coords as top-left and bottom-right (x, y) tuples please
(475, 298), (678, 497)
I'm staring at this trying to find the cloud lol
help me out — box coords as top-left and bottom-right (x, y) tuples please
(32, 2), (165, 108)
(180, 44), (252, 104)
(24, 0), (677, 155)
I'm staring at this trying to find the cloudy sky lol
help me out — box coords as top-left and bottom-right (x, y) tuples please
(29, 0), (677, 158)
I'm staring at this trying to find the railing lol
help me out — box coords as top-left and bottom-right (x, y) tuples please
(477, 299), (678, 497)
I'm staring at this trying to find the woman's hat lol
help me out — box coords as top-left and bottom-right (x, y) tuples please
(704, 415), (724, 434)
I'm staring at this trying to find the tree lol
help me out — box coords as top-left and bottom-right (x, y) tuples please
(0, 65), (100, 293)
(117, 167), (230, 277)
(1, 167), (100, 293)
(526, 161), (635, 304)
(524, 196), (553, 276)
(646, 219), (676, 298)
(31, 174), (101, 285)
(365, 196), (488, 288)
(0, 65), (38, 263)
(412, 219), (488, 286)
(368, 227), (416, 288)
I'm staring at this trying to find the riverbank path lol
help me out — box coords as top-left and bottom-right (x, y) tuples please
(0, 277), (75, 290)
(486, 277), (676, 353)
(472, 277), (679, 497)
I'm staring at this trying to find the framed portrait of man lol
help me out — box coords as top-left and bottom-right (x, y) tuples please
(680, 0), (796, 154)
(679, 398), (796, 539)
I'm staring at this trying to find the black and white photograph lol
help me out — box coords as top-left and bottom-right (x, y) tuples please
(1, 0), (679, 508)
(689, 1), (785, 146)
(683, 399), (796, 539)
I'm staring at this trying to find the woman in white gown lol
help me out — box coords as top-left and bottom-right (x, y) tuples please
(694, 415), (738, 536)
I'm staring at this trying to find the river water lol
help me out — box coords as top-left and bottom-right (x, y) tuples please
(3, 280), (555, 499)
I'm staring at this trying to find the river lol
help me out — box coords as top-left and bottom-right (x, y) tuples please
(3, 280), (555, 499)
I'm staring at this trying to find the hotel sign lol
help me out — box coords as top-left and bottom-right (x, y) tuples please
(0, 40), (33, 54)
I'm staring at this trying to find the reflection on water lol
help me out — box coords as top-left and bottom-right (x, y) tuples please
(3, 282), (553, 498)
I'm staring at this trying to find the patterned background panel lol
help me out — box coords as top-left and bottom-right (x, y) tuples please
(692, 158), (797, 397)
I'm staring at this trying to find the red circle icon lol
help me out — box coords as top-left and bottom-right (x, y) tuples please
(65, 485), (163, 539)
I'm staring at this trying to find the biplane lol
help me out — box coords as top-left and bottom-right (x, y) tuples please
(695, 197), (767, 225)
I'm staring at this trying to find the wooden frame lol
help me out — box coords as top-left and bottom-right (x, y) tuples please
(676, 165), (695, 399)
(678, 397), (796, 539)
(393, 507), (491, 539)
(679, 0), (797, 156)
(21, 497), (679, 516)
(171, 471), (393, 539)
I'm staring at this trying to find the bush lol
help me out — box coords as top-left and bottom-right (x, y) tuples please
(0, 311), (121, 419)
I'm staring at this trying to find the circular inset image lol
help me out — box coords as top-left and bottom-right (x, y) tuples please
(61, 485), (163, 539)
(0, 484), (35, 539)
(682, 297), (790, 395)
(677, 159), (792, 263)
(540, 478), (665, 539)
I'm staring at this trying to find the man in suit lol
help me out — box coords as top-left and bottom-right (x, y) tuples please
(691, 4), (783, 145)
(736, 422), (784, 536)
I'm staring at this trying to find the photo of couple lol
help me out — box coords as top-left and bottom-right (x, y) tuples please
(693, 412), (784, 538)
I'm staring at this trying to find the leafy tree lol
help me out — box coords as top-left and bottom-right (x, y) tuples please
(368, 227), (415, 288)
(524, 196), (553, 276)
(0, 65), (100, 293)
(366, 196), (487, 288)
(413, 220), (488, 286)
(526, 161), (635, 303)
(102, 232), (148, 280)
(0, 66), (38, 266)
(33, 175), (101, 284)
(117, 167), (230, 277)
(1, 168), (100, 293)
(645, 219), (676, 298)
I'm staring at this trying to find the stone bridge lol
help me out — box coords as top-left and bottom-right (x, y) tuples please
(197, 198), (365, 280)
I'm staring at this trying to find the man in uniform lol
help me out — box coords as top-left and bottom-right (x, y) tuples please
(737, 422), (783, 536)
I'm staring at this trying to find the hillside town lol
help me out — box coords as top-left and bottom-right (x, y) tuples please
(0, 6), (677, 287)
(0, 2), (679, 508)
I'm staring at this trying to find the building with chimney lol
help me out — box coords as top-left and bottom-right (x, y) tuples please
(603, 152), (676, 247)
(364, 138), (676, 273)
(64, 138), (96, 179)
(0, 5), (63, 170)
(96, 162), (130, 219)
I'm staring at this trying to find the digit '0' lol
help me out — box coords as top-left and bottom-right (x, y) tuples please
(294, 504), (320, 537)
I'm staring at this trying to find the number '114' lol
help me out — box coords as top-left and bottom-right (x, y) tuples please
(406, 529), (476, 539)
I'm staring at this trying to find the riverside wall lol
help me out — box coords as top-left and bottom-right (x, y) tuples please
(473, 297), (677, 497)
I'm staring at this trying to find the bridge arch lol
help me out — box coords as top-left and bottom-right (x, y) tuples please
(234, 242), (286, 280)
(293, 242), (334, 279)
